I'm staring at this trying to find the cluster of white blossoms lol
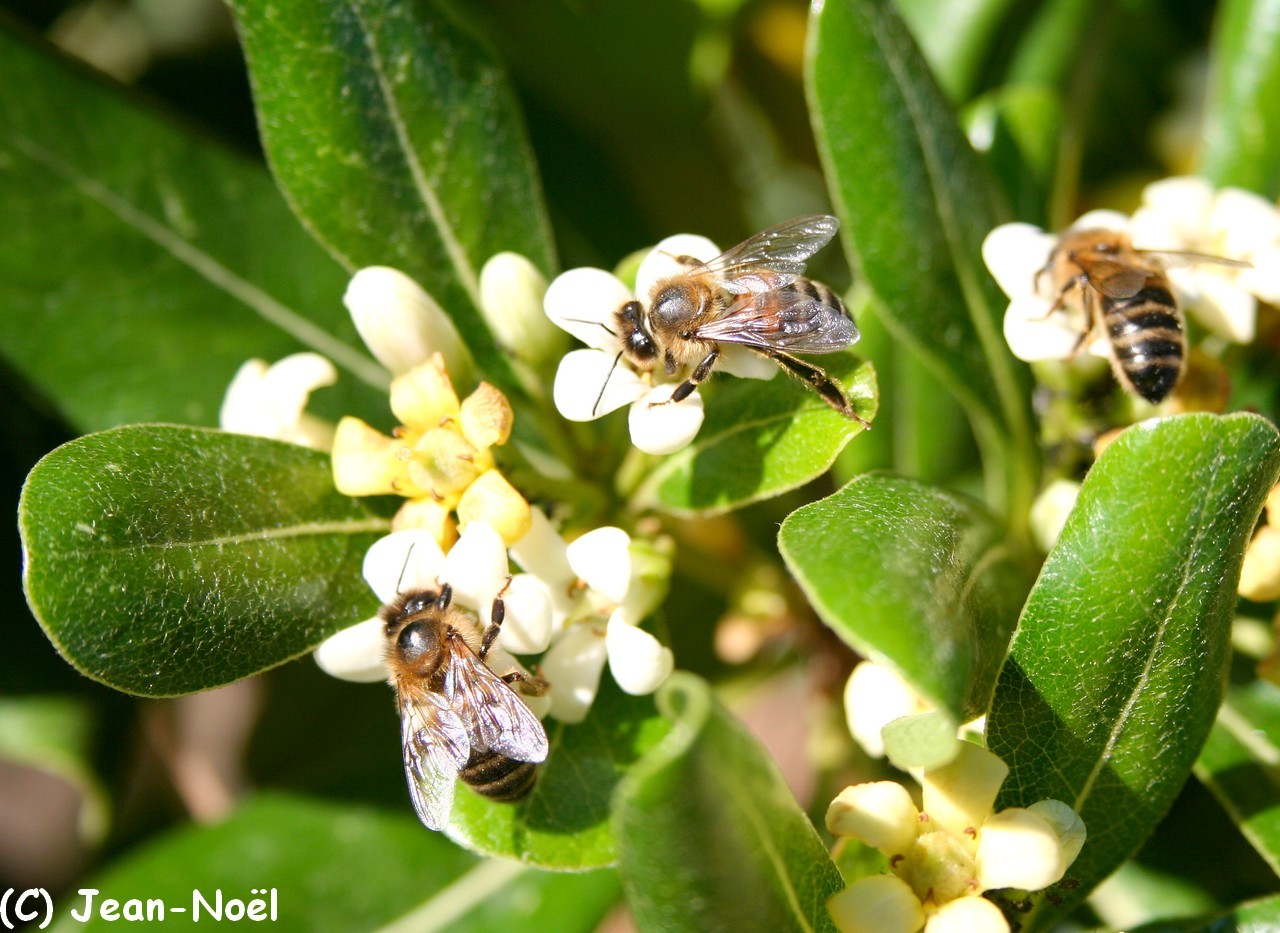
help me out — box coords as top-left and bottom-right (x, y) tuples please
(826, 742), (1086, 933)
(219, 258), (675, 724)
(543, 233), (776, 455)
(983, 176), (1280, 366)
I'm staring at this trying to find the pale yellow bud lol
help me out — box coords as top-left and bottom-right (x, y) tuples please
(1027, 800), (1086, 870)
(460, 382), (514, 449)
(975, 807), (1065, 891)
(345, 267), (472, 379)
(478, 252), (565, 364)
(456, 470), (532, 545)
(330, 417), (411, 496)
(1240, 525), (1280, 601)
(924, 895), (1009, 933)
(389, 355), (460, 431)
(392, 498), (458, 550)
(826, 782), (920, 854)
(921, 742), (1008, 837)
(827, 875), (925, 933)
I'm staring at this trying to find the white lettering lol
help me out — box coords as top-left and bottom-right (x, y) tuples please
(100, 899), (119, 921)
(192, 889), (221, 921)
(70, 890), (97, 923)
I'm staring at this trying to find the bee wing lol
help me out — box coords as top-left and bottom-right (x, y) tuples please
(398, 683), (470, 831)
(1081, 261), (1151, 299)
(694, 292), (859, 353)
(690, 215), (840, 295)
(1135, 249), (1252, 270)
(446, 647), (549, 765)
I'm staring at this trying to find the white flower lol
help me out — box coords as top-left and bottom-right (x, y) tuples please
(544, 234), (775, 455)
(314, 524), (552, 693)
(509, 509), (673, 723)
(825, 743), (1085, 933)
(478, 252), (566, 366)
(345, 266), (473, 381)
(1131, 177), (1280, 343)
(1029, 479), (1082, 553)
(219, 352), (337, 450)
(842, 661), (986, 760)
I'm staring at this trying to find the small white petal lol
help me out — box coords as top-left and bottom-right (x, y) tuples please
(314, 617), (388, 683)
(825, 781), (920, 853)
(982, 223), (1057, 299)
(923, 896), (1009, 933)
(843, 661), (930, 759)
(1214, 188), (1280, 253)
(634, 234), (721, 300)
(1134, 176), (1213, 247)
(345, 267), (471, 378)
(1070, 209), (1132, 235)
(922, 742), (1009, 837)
(628, 383), (704, 455)
(976, 808), (1066, 891)
(1182, 271), (1257, 343)
(541, 623), (609, 723)
(1003, 296), (1083, 362)
(718, 344), (779, 380)
(1240, 245), (1280, 303)
(363, 530), (447, 605)
(508, 509), (576, 626)
(827, 875), (925, 933)
(219, 354), (337, 448)
(544, 267), (632, 352)
(552, 349), (648, 421)
(566, 526), (633, 603)
(261, 353), (338, 412)
(605, 612), (674, 695)
(1027, 799), (1087, 870)
(1029, 479), (1082, 553)
(479, 252), (564, 364)
(494, 574), (553, 654)
(442, 522), (509, 611)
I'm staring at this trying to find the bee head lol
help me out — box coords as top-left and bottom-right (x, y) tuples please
(616, 299), (658, 364)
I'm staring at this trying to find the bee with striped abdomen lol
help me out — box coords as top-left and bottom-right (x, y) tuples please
(613, 214), (867, 423)
(383, 583), (548, 831)
(1038, 228), (1247, 404)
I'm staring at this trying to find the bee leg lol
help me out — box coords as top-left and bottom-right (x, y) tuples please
(767, 350), (871, 428)
(1037, 275), (1084, 319)
(655, 350), (719, 406)
(435, 583), (453, 611)
(478, 576), (514, 660)
(502, 670), (550, 697)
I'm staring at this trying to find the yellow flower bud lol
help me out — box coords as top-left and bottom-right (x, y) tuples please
(921, 742), (1008, 838)
(460, 382), (515, 449)
(826, 782), (920, 855)
(331, 417), (411, 496)
(828, 875), (925, 933)
(456, 469), (532, 545)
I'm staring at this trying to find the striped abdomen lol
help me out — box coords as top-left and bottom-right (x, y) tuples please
(459, 748), (538, 802)
(782, 278), (850, 320)
(1101, 282), (1184, 404)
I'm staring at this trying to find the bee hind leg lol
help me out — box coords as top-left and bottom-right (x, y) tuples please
(478, 575), (514, 659)
(502, 669), (550, 697)
(768, 350), (871, 428)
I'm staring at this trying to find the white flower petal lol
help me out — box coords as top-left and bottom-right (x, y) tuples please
(345, 266), (471, 378)
(605, 612), (673, 695)
(260, 353), (338, 414)
(363, 530), (447, 605)
(1070, 209), (1132, 235)
(718, 344), (779, 380)
(827, 875), (925, 933)
(976, 807), (1066, 891)
(552, 348), (647, 421)
(442, 522), (509, 611)
(494, 574), (554, 654)
(825, 781), (920, 853)
(508, 509), (576, 626)
(544, 267), (632, 352)
(1029, 479), (1082, 553)
(1003, 296), (1083, 362)
(982, 223), (1057, 299)
(843, 661), (930, 759)
(314, 617), (387, 683)
(923, 896), (1010, 933)
(219, 354), (337, 448)
(635, 234), (721, 300)
(628, 383), (704, 455)
(1214, 187), (1280, 255)
(921, 741), (1009, 837)
(1240, 245), (1280, 303)
(566, 527), (632, 603)
(1027, 799), (1087, 870)
(1133, 176), (1214, 248)
(1183, 271), (1257, 343)
(541, 623), (609, 723)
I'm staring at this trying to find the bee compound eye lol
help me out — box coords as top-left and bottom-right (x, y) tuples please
(396, 620), (437, 661)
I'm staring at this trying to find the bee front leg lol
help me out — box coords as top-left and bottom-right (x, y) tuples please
(653, 349), (718, 406)
(478, 576), (513, 660)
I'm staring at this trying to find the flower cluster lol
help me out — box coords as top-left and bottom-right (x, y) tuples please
(543, 233), (775, 455)
(826, 742), (1086, 933)
(983, 176), (1280, 373)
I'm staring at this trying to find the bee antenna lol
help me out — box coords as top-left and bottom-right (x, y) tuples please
(592, 351), (624, 418)
(560, 316), (616, 337)
(394, 542), (417, 596)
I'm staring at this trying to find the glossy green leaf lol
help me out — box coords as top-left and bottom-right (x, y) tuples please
(446, 680), (671, 871)
(612, 673), (844, 933)
(779, 474), (1036, 726)
(228, 0), (554, 386)
(631, 355), (876, 516)
(895, 0), (1019, 100)
(1201, 0), (1280, 197)
(48, 793), (620, 932)
(987, 413), (1280, 927)
(0, 26), (386, 434)
(1129, 894), (1280, 933)
(963, 84), (1064, 227)
(806, 0), (1036, 517)
(19, 425), (391, 696)
(1196, 680), (1280, 875)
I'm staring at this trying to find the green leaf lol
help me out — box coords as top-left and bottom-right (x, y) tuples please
(19, 425), (391, 696)
(1196, 680), (1280, 876)
(631, 355), (876, 516)
(0, 26), (386, 434)
(1129, 893), (1280, 933)
(963, 84), (1064, 227)
(895, 0), (1020, 100)
(1201, 0), (1280, 197)
(806, 0), (1036, 518)
(446, 680), (671, 871)
(228, 0), (555, 387)
(779, 474), (1036, 727)
(987, 413), (1280, 927)
(48, 793), (620, 932)
(612, 673), (844, 933)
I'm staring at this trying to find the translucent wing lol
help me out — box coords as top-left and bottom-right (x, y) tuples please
(694, 292), (859, 353)
(446, 640), (549, 764)
(397, 682), (470, 831)
(1081, 261), (1151, 300)
(690, 215), (840, 295)
(1137, 249), (1251, 270)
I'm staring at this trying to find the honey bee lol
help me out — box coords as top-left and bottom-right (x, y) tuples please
(383, 582), (548, 831)
(611, 214), (867, 424)
(1038, 228), (1248, 404)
